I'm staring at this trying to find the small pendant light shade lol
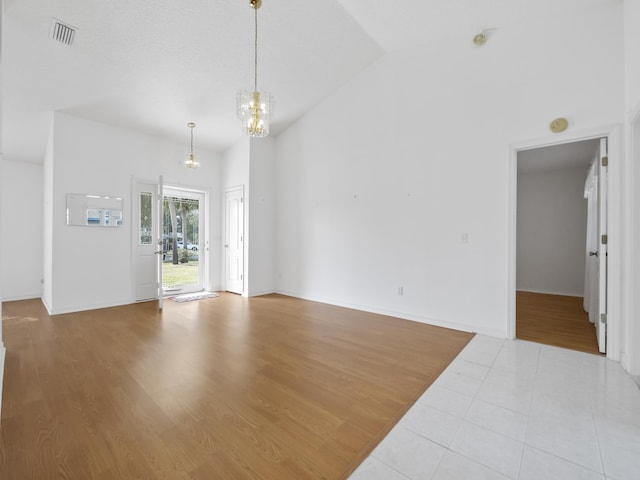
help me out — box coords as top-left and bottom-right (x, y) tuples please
(184, 122), (200, 169)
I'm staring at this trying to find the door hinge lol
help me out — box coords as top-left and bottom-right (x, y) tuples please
(240, 274), (243, 280)
(602, 156), (608, 167)
(600, 313), (607, 324)
(601, 234), (608, 245)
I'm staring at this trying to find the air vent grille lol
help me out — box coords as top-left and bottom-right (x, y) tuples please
(50, 19), (76, 46)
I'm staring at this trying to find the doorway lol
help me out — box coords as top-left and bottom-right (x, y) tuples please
(510, 135), (609, 355)
(162, 187), (207, 295)
(224, 186), (244, 294)
(134, 180), (208, 301)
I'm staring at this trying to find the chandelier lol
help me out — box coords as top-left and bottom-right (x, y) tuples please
(236, 0), (274, 137)
(184, 122), (199, 169)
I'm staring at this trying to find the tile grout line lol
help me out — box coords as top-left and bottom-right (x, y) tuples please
(591, 407), (607, 479)
(515, 341), (542, 479)
(428, 341), (482, 479)
(368, 337), (481, 480)
(435, 337), (523, 480)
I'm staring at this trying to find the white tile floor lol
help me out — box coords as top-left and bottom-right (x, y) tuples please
(349, 335), (640, 480)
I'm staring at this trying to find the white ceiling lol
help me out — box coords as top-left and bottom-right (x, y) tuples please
(1, 0), (620, 163)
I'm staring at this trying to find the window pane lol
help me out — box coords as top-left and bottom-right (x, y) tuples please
(140, 192), (152, 245)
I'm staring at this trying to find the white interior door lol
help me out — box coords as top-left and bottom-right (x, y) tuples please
(134, 181), (161, 302)
(157, 176), (164, 309)
(225, 187), (244, 294)
(596, 138), (608, 353)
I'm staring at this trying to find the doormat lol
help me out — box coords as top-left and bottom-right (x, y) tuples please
(169, 292), (219, 303)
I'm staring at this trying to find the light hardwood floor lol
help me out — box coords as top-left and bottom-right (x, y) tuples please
(0, 294), (472, 479)
(516, 291), (600, 355)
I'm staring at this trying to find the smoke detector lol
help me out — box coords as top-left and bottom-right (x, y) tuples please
(50, 18), (76, 46)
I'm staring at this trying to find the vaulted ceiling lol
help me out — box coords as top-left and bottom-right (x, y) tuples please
(1, 0), (619, 162)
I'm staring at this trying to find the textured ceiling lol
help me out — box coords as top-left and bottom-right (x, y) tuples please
(1, 0), (382, 161)
(1, 0), (620, 162)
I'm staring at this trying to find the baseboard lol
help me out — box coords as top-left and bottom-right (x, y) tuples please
(41, 296), (53, 315)
(1, 293), (42, 302)
(247, 289), (276, 298)
(273, 290), (506, 339)
(47, 298), (135, 315)
(621, 352), (631, 372)
(516, 288), (584, 297)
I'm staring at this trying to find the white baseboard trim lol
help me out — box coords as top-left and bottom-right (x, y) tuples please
(516, 288), (584, 297)
(41, 296), (53, 315)
(273, 290), (506, 339)
(1, 293), (42, 302)
(47, 298), (135, 316)
(621, 352), (630, 372)
(247, 289), (276, 297)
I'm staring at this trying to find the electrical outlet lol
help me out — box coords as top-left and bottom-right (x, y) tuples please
(398, 286), (404, 296)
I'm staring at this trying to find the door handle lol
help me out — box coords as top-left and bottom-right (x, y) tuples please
(589, 251), (598, 257)
(154, 250), (164, 255)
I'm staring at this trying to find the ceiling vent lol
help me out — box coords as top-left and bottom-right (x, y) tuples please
(50, 18), (76, 46)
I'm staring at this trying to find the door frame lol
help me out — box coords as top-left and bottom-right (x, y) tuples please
(507, 125), (622, 361)
(162, 185), (209, 295)
(132, 177), (210, 300)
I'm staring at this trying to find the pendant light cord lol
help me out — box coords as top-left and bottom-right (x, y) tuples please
(190, 126), (194, 155)
(254, 5), (258, 92)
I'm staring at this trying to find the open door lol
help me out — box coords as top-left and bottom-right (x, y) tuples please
(134, 178), (164, 306)
(596, 139), (608, 353)
(134, 180), (160, 301)
(157, 176), (164, 309)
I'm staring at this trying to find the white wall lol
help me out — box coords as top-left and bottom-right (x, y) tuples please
(0, 0), (6, 416)
(45, 113), (222, 314)
(0, 159), (43, 300)
(625, 0), (640, 113)
(222, 137), (250, 193)
(222, 137), (250, 294)
(220, 135), (276, 297)
(248, 137), (276, 296)
(275, 5), (624, 337)
(516, 167), (588, 296)
(42, 120), (54, 310)
(624, 0), (640, 377)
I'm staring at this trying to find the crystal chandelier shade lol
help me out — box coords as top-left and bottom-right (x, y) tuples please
(237, 89), (274, 137)
(236, 0), (274, 137)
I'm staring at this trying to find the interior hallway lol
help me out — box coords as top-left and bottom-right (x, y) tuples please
(516, 291), (600, 355)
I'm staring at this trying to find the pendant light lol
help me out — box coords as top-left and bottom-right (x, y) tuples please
(236, 0), (274, 137)
(184, 122), (199, 169)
